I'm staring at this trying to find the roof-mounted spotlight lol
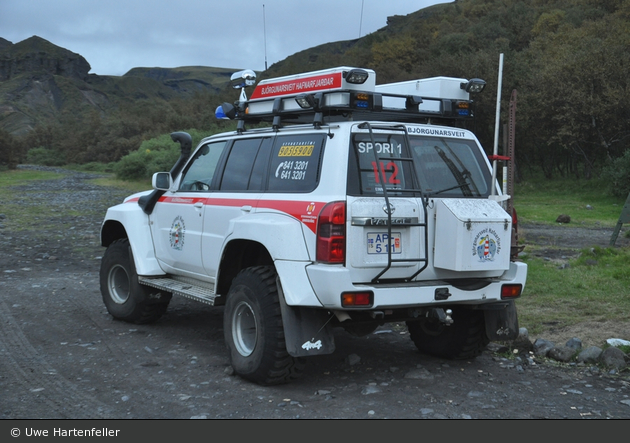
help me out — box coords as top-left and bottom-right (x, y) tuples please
(295, 93), (316, 109)
(460, 78), (486, 93)
(343, 68), (369, 84)
(230, 69), (257, 89)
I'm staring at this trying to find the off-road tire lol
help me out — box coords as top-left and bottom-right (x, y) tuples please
(100, 238), (171, 324)
(224, 266), (306, 385)
(406, 308), (489, 360)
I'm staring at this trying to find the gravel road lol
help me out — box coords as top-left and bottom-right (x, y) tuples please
(0, 166), (628, 419)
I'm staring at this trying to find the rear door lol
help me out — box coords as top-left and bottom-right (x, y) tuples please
(345, 124), (426, 283)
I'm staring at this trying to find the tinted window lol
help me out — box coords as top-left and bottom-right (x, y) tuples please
(349, 133), (490, 197)
(267, 134), (326, 193)
(220, 138), (267, 191)
(409, 137), (490, 197)
(179, 141), (227, 191)
(350, 133), (414, 196)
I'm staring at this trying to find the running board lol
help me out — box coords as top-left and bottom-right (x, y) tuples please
(138, 276), (218, 305)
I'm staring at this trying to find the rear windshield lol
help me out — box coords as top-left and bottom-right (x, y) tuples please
(348, 133), (491, 197)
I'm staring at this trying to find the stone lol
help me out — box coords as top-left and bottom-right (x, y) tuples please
(599, 347), (627, 369)
(556, 214), (571, 223)
(565, 337), (582, 351)
(533, 338), (555, 357)
(548, 346), (576, 363)
(577, 346), (602, 364)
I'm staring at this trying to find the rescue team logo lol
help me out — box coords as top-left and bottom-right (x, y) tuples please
(169, 216), (186, 250)
(302, 202), (317, 225)
(472, 228), (502, 262)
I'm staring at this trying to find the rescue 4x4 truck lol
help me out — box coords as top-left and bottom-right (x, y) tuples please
(99, 67), (527, 385)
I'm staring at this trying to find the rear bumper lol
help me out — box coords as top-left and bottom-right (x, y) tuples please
(306, 261), (527, 309)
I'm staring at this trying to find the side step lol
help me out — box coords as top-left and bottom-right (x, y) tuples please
(138, 276), (218, 306)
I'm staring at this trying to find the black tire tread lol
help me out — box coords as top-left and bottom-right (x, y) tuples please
(406, 308), (489, 360)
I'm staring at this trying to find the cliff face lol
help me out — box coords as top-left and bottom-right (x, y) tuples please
(0, 36), (234, 136)
(0, 36), (91, 82)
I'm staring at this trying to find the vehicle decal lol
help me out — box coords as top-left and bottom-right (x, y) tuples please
(169, 215), (186, 250)
(301, 339), (323, 351)
(130, 196), (329, 234)
(473, 228), (503, 262)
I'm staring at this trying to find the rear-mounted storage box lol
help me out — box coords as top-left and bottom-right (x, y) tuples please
(434, 199), (511, 271)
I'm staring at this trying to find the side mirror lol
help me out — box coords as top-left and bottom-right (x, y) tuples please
(152, 172), (172, 191)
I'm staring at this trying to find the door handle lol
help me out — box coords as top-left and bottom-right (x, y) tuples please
(241, 205), (253, 213)
(194, 202), (204, 209)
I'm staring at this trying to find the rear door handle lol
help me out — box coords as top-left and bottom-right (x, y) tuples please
(241, 205), (253, 213)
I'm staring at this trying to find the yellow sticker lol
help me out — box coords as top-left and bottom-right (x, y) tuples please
(278, 144), (314, 157)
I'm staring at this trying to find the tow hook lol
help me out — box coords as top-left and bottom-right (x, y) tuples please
(427, 308), (454, 325)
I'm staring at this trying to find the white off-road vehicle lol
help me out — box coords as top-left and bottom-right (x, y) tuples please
(100, 67), (527, 385)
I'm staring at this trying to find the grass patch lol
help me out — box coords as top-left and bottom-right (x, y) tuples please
(91, 176), (151, 194)
(518, 247), (630, 337)
(514, 175), (626, 227)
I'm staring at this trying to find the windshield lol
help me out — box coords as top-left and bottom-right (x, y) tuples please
(349, 133), (491, 197)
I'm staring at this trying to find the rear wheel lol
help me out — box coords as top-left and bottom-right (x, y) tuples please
(406, 308), (489, 360)
(100, 239), (171, 324)
(224, 266), (305, 385)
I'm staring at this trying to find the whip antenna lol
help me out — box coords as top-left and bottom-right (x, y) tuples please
(263, 4), (268, 70)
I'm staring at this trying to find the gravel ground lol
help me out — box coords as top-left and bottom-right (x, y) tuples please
(0, 166), (629, 419)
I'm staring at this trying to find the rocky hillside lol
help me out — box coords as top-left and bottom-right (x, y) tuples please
(0, 36), (235, 136)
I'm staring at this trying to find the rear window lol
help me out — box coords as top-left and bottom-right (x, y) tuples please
(349, 133), (490, 197)
(267, 134), (326, 193)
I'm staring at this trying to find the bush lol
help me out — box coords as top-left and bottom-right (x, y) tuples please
(603, 150), (630, 198)
(26, 146), (66, 166)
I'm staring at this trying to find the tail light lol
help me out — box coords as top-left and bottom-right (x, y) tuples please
(316, 201), (346, 263)
(512, 207), (518, 234)
(501, 284), (522, 299)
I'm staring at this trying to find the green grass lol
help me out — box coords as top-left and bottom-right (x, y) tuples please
(513, 175), (626, 227)
(512, 174), (630, 343)
(517, 247), (630, 337)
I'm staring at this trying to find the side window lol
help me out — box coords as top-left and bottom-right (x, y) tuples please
(267, 134), (326, 193)
(179, 141), (227, 191)
(220, 138), (271, 191)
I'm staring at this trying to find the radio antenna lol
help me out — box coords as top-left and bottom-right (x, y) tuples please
(359, 0), (364, 37)
(263, 4), (268, 70)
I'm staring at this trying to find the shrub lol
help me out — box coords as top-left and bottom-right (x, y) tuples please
(603, 150), (630, 198)
(26, 146), (66, 166)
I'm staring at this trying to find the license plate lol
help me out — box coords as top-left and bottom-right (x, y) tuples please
(367, 232), (402, 254)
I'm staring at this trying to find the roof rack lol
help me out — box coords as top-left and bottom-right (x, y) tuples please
(216, 67), (486, 131)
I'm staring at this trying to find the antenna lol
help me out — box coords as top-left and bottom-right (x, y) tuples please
(359, 0), (364, 38)
(263, 4), (268, 70)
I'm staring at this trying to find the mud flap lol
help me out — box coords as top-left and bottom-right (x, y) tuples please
(277, 283), (336, 357)
(483, 301), (519, 341)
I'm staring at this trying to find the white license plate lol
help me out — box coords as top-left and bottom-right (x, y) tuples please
(367, 232), (402, 254)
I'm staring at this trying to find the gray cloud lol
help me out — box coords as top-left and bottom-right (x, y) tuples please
(1, 0), (448, 75)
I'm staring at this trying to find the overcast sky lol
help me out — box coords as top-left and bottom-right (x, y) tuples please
(1, 0), (449, 76)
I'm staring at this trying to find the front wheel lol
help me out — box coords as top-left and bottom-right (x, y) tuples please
(406, 308), (489, 360)
(223, 266), (305, 385)
(100, 239), (171, 324)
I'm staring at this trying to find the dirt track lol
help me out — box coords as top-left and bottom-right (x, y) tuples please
(1, 167), (629, 419)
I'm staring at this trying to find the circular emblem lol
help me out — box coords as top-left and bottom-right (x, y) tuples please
(169, 216), (186, 250)
(475, 234), (497, 261)
(382, 203), (395, 215)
